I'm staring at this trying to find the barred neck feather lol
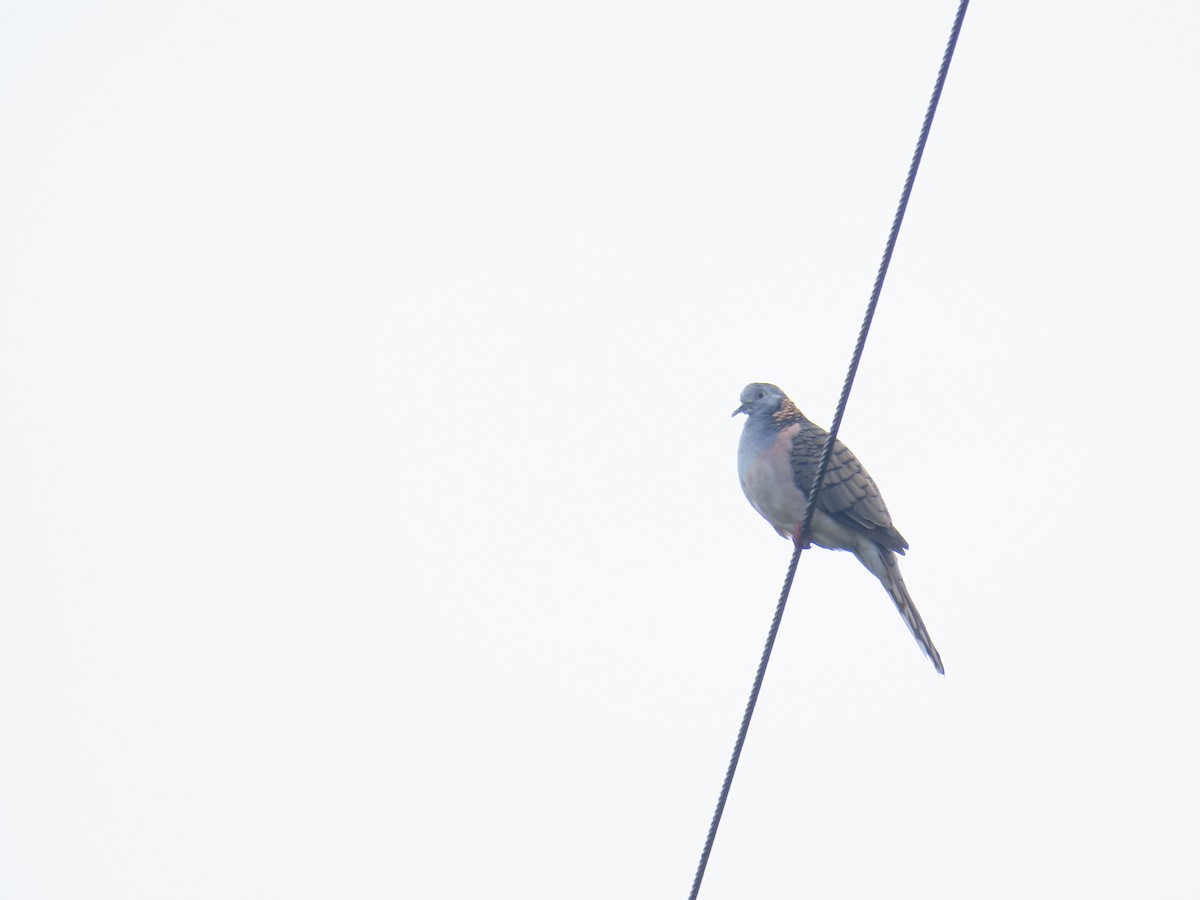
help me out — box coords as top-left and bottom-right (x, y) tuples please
(770, 397), (809, 427)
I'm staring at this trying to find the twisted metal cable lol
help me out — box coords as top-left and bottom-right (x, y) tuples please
(688, 2), (970, 896)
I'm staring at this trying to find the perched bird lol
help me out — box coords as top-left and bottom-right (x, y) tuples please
(733, 382), (944, 674)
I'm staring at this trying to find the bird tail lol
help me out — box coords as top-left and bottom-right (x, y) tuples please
(873, 546), (944, 675)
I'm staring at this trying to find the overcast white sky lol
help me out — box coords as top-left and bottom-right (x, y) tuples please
(2, 1), (1198, 897)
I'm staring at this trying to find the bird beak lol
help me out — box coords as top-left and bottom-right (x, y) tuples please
(732, 403), (749, 417)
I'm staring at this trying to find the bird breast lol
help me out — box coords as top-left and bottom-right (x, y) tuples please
(738, 426), (808, 538)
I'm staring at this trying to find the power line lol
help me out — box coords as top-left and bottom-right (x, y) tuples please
(687, 2), (971, 896)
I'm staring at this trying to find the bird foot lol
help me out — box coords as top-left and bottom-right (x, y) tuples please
(791, 524), (811, 549)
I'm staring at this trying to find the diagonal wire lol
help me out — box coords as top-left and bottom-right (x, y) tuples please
(688, 2), (970, 897)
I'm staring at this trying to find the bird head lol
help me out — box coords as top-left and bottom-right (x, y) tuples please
(732, 382), (788, 417)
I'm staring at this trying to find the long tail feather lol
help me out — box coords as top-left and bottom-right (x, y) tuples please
(876, 548), (944, 675)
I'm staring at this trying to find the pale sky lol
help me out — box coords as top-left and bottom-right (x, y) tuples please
(2, 2), (1198, 898)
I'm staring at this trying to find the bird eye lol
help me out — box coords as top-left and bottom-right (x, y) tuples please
(755, 390), (765, 400)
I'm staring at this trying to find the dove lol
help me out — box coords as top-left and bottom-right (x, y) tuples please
(733, 382), (944, 674)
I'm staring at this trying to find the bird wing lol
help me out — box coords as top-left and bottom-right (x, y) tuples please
(788, 418), (909, 554)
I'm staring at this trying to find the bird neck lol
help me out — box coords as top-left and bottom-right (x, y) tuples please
(770, 398), (807, 427)
(743, 399), (807, 439)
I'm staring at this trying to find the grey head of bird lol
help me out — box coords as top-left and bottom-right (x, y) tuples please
(732, 382), (788, 418)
